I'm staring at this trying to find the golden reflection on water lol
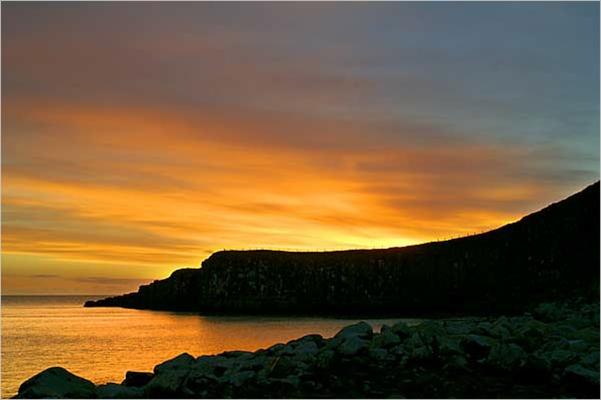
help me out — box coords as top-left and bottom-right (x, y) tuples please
(1, 296), (420, 398)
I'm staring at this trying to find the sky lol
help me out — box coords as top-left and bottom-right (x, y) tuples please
(2, 2), (599, 295)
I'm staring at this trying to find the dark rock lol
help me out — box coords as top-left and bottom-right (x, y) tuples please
(293, 341), (319, 363)
(369, 348), (389, 361)
(461, 334), (499, 359)
(269, 356), (295, 378)
(97, 383), (144, 399)
(390, 321), (413, 339)
(487, 343), (527, 370)
(153, 352), (195, 374)
(146, 353), (195, 397)
(121, 371), (154, 387)
(563, 363), (600, 386)
(338, 336), (370, 356)
(372, 329), (401, 349)
(17, 367), (96, 399)
(334, 321), (373, 341)
(534, 303), (567, 322)
(315, 349), (336, 369)
(540, 349), (579, 369)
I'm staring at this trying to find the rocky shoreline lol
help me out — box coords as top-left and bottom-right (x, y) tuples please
(15, 300), (599, 399)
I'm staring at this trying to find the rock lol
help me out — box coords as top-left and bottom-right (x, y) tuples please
(269, 356), (295, 378)
(293, 341), (319, 363)
(121, 371), (154, 387)
(567, 339), (588, 353)
(147, 353), (195, 397)
(390, 321), (413, 339)
(563, 363), (600, 385)
(405, 332), (425, 349)
(334, 321), (373, 340)
(268, 343), (295, 357)
(520, 354), (552, 383)
(438, 337), (463, 356)
(580, 352), (600, 369)
(389, 344), (409, 359)
(540, 349), (579, 368)
(415, 320), (446, 343)
(410, 346), (433, 361)
(220, 350), (254, 359)
(17, 367), (96, 399)
(369, 348), (389, 361)
(572, 327), (599, 343)
(445, 354), (469, 370)
(289, 334), (326, 348)
(315, 349), (336, 369)
(461, 334), (499, 359)
(154, 352), (195, 374)
(534, 303), (566, 322)
(339, 336), (370, 356)
(145, 370), (191, 397)
(475, 321), (493, 336)
(487, 343), (527, 370)
(220, 370), (256, 387)
(445, 321), (477, 335)
(372, 329), (401, 349)
(97, 383), (144, 399)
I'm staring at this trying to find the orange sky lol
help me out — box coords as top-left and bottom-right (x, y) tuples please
(2, 2), (599, 294)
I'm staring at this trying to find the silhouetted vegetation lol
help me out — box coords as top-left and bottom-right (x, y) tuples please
(85, 182), (600, 317)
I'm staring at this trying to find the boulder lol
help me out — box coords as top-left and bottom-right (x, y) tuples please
(372, 329), (401, 349)
(487, 343), (527, 370)
(369, 348), (389, 361)
(539, 349), (579, 368)
(315, 349), (336, 369)
(288, 334), (326, 348)
(219, 370), (256, 387)
(293, 341), (319, 363)
(97, 383), (144, 399)
(267, 343), (295, 357)
(121, 371), (154, 387)
(445, 320), (477, 335)
(17, 367), (96, 399)
(334, 322), (373, 341)
(580, 351), (600, 370)
(461, 334), (499, 359)
(338, 336), (370, 356)
(563, 363), (600, 386)
(534, 303), (566, 322)
(154, 352), (195, 374)
(146, 353), (195, 397)
(390, 321), (413, 339)
(438, 337), (463, 356)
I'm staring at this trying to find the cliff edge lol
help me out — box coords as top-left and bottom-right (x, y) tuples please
(85, 181), (600, 316)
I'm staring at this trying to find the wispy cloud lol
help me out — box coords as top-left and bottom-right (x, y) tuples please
(1, 2), (598, 293)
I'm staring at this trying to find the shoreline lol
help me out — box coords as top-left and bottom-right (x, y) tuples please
(15, 300), (600, 399)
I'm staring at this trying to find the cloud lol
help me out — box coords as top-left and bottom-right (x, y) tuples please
(1, 2), (598, 294)
(28, 274), (60, 279)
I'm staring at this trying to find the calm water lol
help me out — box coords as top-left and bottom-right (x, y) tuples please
(1, 295), (421, 398)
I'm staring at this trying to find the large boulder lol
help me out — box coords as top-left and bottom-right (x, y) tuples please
(121, 371), (154, 387)
(487, 343), (527, 370)
(97, 383), (144, 399)
(16, 367), (96, 399)
(372, 329), (401, 349)
(146, 353), (195, 397)
(153, 353), (195, 374)
(334, 322), (373, 341)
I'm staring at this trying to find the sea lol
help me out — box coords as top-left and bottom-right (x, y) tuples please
(1, 295), (422, 398)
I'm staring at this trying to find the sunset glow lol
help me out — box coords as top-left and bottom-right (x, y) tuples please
(2, 2), (599, 294)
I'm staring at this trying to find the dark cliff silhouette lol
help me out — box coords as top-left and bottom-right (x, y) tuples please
(85, 181), (600, 317)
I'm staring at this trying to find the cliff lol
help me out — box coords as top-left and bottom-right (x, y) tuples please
(85, 181), (600, 316)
